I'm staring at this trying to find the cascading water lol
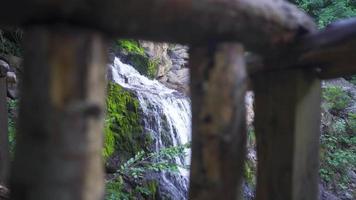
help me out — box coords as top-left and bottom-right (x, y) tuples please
(108, 57), (191, 200)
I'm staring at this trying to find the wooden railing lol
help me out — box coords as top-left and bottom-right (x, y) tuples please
(1, 0), (356, 199)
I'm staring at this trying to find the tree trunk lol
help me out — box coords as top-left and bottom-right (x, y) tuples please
(189, 43), (247, 200)
(253, 69), (321, 200)
(0, 77), (9, 186)
(10, 25), (107, 200)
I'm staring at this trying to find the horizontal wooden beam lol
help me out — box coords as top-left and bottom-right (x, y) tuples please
(0, 0), (315, 54)
(299, 18), (356, 78)
(247, 18), (356, 79)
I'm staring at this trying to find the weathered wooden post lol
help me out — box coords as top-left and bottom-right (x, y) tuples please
(10, 25), (107, 200)
(189, 43), (247, 200)
(0, 60), (9, 186)
(253, 69), (321, 200)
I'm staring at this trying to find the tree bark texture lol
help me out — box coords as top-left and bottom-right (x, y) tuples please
(0, 77), (9, 186)
(0, 0), (315, 53)
(10, 25), (107, 200)
(189, 43), (247, 200)
(253, 69), (321, 200)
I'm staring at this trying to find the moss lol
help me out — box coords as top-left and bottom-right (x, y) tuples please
(244, 160), (256, 188)
(103, 83), (146, 162)
(117, 39), (145, 55)
(116, 39), (158, 79)
(7, 99), (18, 156)
(126, 53), (158, 79)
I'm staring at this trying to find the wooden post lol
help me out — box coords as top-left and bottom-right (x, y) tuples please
(10, 25), (107, 200)
(0, 61), (9, 186)
(253, 69), (321, 200)
(189, 43), (247, 200)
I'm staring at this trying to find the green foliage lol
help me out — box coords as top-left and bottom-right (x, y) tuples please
(296, 0), (356, 27)
(322, 86), (351, 113)
(116, 39), (157, 79)
(103, 83), (144, 161)
(348, 112), (356, 133)
(105, 143), (190, 200)
(103, 119), (116, 161)
(320, 116), (356, 189)
(247, 127), (256, 148)
(350, 75), (356, 85)
(106, 178), (158, 200)
(0, 29), (23, 56)
(117, 40), (145, 55)
(118, 143), (190, 179)
(7, 99), (18, 155)
(244, 161), (256, 188)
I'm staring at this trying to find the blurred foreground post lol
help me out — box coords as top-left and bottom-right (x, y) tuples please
(253, 69), (321, 200)
(189, 43), (247, 200)
(10, 25), (107, 200)
(0, 61), (9, 186)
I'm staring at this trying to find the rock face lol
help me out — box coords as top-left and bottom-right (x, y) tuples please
(0, 55), (21, 99)
(140, 41), (190, 94)
(320, 184), (339, 200)
(0, 185), (9, 200)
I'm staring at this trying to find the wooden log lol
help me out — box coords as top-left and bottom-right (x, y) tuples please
(253, 69), (321, 200)
(0, 0), (315, 53)
(299, 18), (356, 78)
(247, 18), (356, 79)
(189, 43), (247, 200)
(10, 25), (107, 200)
(0, 61), (9, 185)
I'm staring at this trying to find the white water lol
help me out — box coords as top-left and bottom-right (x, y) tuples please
(108, 57), (192, 199)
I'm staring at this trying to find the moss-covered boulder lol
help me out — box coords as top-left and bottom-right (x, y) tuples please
(103, 82), (152, 163)
(111, 39), (158, 79)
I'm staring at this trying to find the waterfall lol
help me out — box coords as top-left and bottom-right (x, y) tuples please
(108, 57), (191, 199)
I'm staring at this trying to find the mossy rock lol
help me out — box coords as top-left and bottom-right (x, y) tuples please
(103, 83), (153, 162)
(113, 39), (158, 79)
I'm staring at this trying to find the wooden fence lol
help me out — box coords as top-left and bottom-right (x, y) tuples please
(1, 0), (356, 199)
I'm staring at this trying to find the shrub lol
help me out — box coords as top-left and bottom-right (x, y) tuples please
(320, 116), (356, 189)
(105, 143), (190, 200)
(322, 86), (351, 113)
(348, 113), (356, 133)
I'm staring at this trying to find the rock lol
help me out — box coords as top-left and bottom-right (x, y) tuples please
(140, 41), (173, 77)
(319, 184), (340, 200)
(168, 45), (189, 70)
(0, 185), (9, 200)
(161, 68), (190, 94)
(344, 192), (353, 200)
(347, 170), (356, 184)
(0, 60), (9, 77)
(6, 71), (17, 99)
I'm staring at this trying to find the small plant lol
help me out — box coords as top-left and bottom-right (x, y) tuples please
(348, 112), (356, 133)
(105, 143), (190, 200)
(322, 86), (351, 113)
(117, 143), (190, 179)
